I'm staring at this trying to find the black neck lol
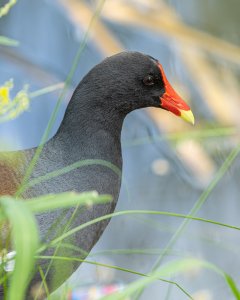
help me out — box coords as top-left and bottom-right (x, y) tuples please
(49, 85), (126, 168)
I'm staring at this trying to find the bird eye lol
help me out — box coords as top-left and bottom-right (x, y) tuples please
(143, 75), (155, 86)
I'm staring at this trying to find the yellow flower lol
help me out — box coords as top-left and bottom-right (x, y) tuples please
(0, 79), (30, 122)
(0, 86), (10, 105)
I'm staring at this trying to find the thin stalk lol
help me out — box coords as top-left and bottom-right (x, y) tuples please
(15, 0), (107, 197)
(37, 209), (240, 253)
(133, 142), (240, 300)
(29, 83), (64, 99)
(123, 126), (238, 147)
(152, 142), (240, 271)
(36, 255), (193, 300)
(18, 1), (108, 298)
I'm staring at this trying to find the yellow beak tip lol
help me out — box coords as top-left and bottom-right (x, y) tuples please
(180, 109), (195, 125)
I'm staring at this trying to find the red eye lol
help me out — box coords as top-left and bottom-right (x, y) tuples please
(143, 75), (154, 86)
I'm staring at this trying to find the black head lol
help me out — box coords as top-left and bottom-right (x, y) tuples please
(79, 51), (194, 124)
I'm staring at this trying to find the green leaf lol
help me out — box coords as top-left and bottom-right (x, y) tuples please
(0, 197), (39, 300)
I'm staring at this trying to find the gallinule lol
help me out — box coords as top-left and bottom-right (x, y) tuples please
(0, 52), (194, 295)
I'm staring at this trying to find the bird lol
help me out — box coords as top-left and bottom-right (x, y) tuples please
(0, 51), (194, 297)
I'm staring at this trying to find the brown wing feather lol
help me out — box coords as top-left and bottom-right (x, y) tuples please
(0, 152), (28, 196)
(0, 163), (20, 196)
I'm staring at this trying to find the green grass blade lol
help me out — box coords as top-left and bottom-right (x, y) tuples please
(15, 0), (107, 197)
(36, 255), (192, 300)
(29, 83), (64, 99)
(26, 191), (112, 213)
(38, 265), (50, 299)
(0, 36), (19, 46)
(0, 0), (17, 18)
(123, 126), (238, 147)
(0, 192), (112, 221)
(133, 142), (240, 300)
(41, 209), (240, 253)
(101, 258), (239, 300)
(28, 190), (110, 298)
(25, 159), (121, 191)
(100, 258), (198, 300)
(0, 191), (110, 298)
(0, 197), (39, 300)
(151, 142), (240, 271)
(224, 274), (240, 300)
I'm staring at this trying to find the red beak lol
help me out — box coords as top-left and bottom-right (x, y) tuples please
(158, 63), (194, 125)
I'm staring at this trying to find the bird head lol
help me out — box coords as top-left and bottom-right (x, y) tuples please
(80, 51), (194, 125)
